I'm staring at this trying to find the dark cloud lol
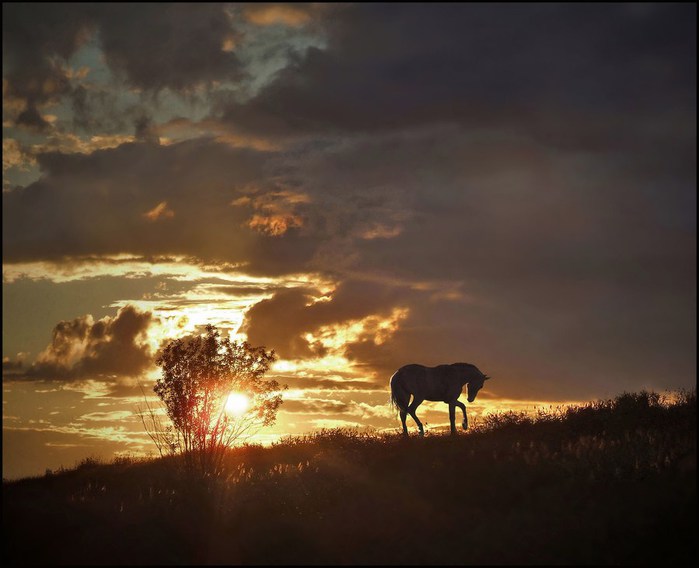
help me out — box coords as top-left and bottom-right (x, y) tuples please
(242, 280), (409, 359)
(2, 138), (279, 268)
(1, 134), (414, 277)
(3, 355), (26, 376)
(23, 306), (154, 380)
(70, 85), (153, 135)
(2, 3), (93, 130)
(94, 3), (243, 93)
(3, 4), (695, 402)
(242, 287), (326, 358)
(4, 118), (694, 398)
(133, 116), (160, 144)
(220, 3), (695, 143)
(15, 105), (53, 132)
(2, 3), (243, 130)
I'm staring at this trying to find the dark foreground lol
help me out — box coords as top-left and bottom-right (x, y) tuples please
(3, 391), (696, 565)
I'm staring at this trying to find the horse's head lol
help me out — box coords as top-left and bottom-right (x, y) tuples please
(466, 372), (490, 402)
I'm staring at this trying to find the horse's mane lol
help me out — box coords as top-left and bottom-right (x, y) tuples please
(452, 362), (478, 370)
(451, 362), (485, 379)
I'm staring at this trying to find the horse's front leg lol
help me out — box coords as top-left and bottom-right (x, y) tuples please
(448, 402), (457, 435)
(407, 398), (424, 436)
(454, 400), (467, 430)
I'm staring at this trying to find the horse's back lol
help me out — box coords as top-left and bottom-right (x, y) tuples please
(396, 363), (428, 375)
(390, 364), (426, 386)
(391, 364), (455, 400)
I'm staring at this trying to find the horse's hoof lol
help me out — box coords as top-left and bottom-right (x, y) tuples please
(462, 422), (468, 430)
(418, 430), (424, 437)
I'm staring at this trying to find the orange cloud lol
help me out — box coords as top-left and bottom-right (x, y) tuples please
(244, 4), (312, 27)
(359, 223), (403, 240)
(143, 201), (175, 222)
(247, 213), (304, 236)
(232, 187), (310, 236)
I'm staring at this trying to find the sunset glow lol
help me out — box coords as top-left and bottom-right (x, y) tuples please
(2, 3), (694, 483)
(225, 392), (250, 417)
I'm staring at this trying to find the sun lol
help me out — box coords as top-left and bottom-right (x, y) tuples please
(224, 392), (250, 417)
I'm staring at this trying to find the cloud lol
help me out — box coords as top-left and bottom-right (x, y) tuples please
(143, 201), (175, 222)
(94, 4), (243, 93)
(2, 3), (93, 130)
(3, 139), (30, 172)
(279, 397), (394, 420)
(78, 410), (135, 422)
(2, 3), (244, 131)
(242, 280), (410, 359)
(279, 375), (381, 392)
(4, 120), (695, 399)
(2, 138), (277, 268)
(5, 120), (692, 399)
(243, 4), (314, 27)
(2, 4), (695, 403)
(242, 287), (325, 358)
(9, 132), (136, 171)
(2, 135), (413, 277)
(211, 285), (282, 297)
(231, 184), (310, 236)
(281, 398), (351, 414)
(3, 354), (28, 377)
(219, 3), (696, 141)
(23, 305), (155, 381)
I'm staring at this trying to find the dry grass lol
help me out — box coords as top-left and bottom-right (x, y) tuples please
(3, 390), (696, 564)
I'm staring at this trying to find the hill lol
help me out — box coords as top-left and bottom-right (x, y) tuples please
(3, 391), (696, 565)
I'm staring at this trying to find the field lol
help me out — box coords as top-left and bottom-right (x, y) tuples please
(3, 391), (696, 565)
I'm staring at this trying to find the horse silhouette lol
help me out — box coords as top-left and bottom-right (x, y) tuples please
(390, 363), (490, 435)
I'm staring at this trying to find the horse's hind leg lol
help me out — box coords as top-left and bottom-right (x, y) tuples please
(399, 410), (408, 436)
(393, 385), (410, 436)
(408, 397), (425, 436)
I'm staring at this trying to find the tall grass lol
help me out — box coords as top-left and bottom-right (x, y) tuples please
(3, 390), (695, 564)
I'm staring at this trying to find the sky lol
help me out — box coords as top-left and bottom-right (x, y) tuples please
(2, 2), (696, 480)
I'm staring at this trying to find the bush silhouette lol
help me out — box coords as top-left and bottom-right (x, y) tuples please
(140, 324), (285, 476)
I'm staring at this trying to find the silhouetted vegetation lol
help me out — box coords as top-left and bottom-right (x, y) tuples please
(139, 325), (284, 476)
(4, 391), (695, 565)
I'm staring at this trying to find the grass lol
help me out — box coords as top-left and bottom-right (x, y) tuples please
(3, 390), (696, 565)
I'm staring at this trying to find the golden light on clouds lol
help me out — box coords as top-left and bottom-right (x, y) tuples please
(143, 201), (175, 222)
(360, 224), (403, 240)
(221, 35), (236, 53)
(3, 139), (25, 172)
(2, 255), (333, 286)
(244, 5), (312, 27)
(4, 133), (136, 176)
(247, 213), (303, 236)
(232, 188), (311, 236)
(158, 118), (281, 151)
(307, 307), (409, 351)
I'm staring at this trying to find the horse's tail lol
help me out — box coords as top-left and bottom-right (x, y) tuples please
(389, 371), (409, 413)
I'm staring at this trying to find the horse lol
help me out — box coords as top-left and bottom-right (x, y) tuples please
(389, 363), (491, 436)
